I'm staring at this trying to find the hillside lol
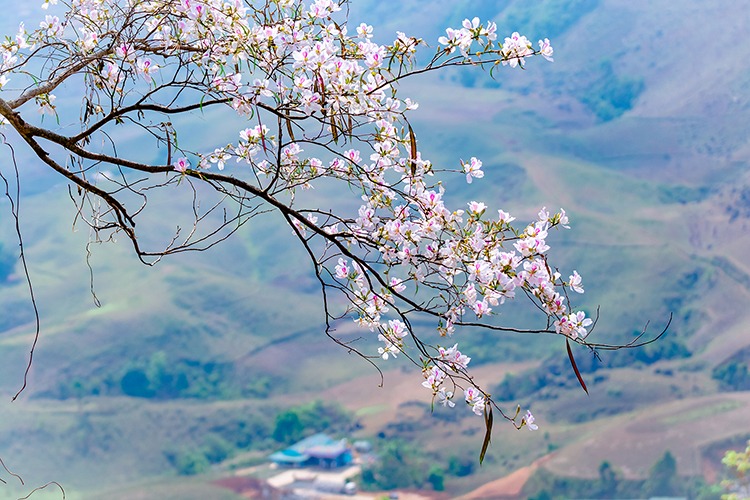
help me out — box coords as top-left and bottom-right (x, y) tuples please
(1, 0), (750, 498)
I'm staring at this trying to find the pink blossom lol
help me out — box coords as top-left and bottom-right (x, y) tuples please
(335, 258), (350, 279)
(40, 15), (63, 37)
(524, 410), (539, 431)
(437, 388), (455, 407)
(15, 23), (30, 49)
(173, 157), (190, 173)
(100, 62), (122, 88)
(497, 210), (515, 224)
(481, 21), (497, 42)
(438, 343), (471, 371)
(36, 93), (56, 115)
(464, 386), (485, 416)
(438, 27), (472, 55)
(538, 38), (554, 62)
(356, 23), (373, 39)
(308, 0), (341, 18)
(136, 58), (159, 82)
(502, 32), (533, 68)
(212, 73), (242, 92)
(422, 366), (447, 392)
(472, 299), (491, 318)
(390, 277), (406, 293)
(555, 311), (593, 340)
(569, 271), (584, 293)
(1, 0), (579, 433)
(207, 148), (230, 170)
(462, 17), (480, 31)
(468, 201), (487, 216)
(115, 43), (135, 61)
(462, 157), (484, 183)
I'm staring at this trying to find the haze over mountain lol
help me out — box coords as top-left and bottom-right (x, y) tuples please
(1, 0), (749, 497)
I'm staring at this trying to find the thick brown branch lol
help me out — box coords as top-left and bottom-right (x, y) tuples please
(0, 98), (137, 230)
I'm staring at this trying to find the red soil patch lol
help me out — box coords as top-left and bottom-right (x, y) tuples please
(458, 454), (554, 500)
(213, 476), (281, 499)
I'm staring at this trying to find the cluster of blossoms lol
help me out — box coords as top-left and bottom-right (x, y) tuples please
(437, 17), (554, 68)
(0, 0), (590, 430)
(421, 343), (473, 410)
(0, 23), (30, 90)
(464, 386), (486, 416)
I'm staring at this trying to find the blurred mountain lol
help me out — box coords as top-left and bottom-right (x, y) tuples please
(1, 0), (750, 497)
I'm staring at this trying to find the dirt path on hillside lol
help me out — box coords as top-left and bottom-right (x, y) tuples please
(457, 454), (554, 500)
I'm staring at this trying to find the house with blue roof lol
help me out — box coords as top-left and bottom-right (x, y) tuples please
(269, 433), (353, 469)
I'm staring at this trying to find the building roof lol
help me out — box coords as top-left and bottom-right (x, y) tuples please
(306, 443), (349, 460)
(268, 448), (309, 464)
(269, 434), (350, 463)
(289, 433), (339, 451)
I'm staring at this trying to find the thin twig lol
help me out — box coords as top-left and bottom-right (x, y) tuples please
(0, 135), (42, 401)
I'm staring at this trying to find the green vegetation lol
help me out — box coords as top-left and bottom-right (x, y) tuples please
(500, 0), (600, 40)
(0, 241), (14, 282)
(166, 433), (238, 475)
(714, 361), (750, 391)
(579, 61), (645, 121)
(55, 350), (263, 400)
(162, 408), (273, 475)
(166, 447), (212, 476)
(495, 334), (690, 402)
(721, 440), (750, 500)
(658, 184), (712, 204)
(726, 186), (750, 222)
(643, 451), (678, 497)
(525, 452), (709, 499)
(361, 440), (482, 493)
(272, 400), (354, 445)
(448, 453), (476, 477)
(713, 352), (750, 391)
(361, 440), (444, 491)
(427, 466), (446, 491)
(162, 400), (353, 475)
(525, 462), (641, 499)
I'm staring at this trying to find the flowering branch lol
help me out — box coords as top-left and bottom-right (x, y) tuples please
(0, 0), (666, 456)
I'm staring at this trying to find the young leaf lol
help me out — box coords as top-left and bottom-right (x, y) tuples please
(408, 124), (417, 176)
(331, 116), (339, 143)
(479, 404), (493, 464)
(566, 338), (589, 395)
(285, 116), (295, 142)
